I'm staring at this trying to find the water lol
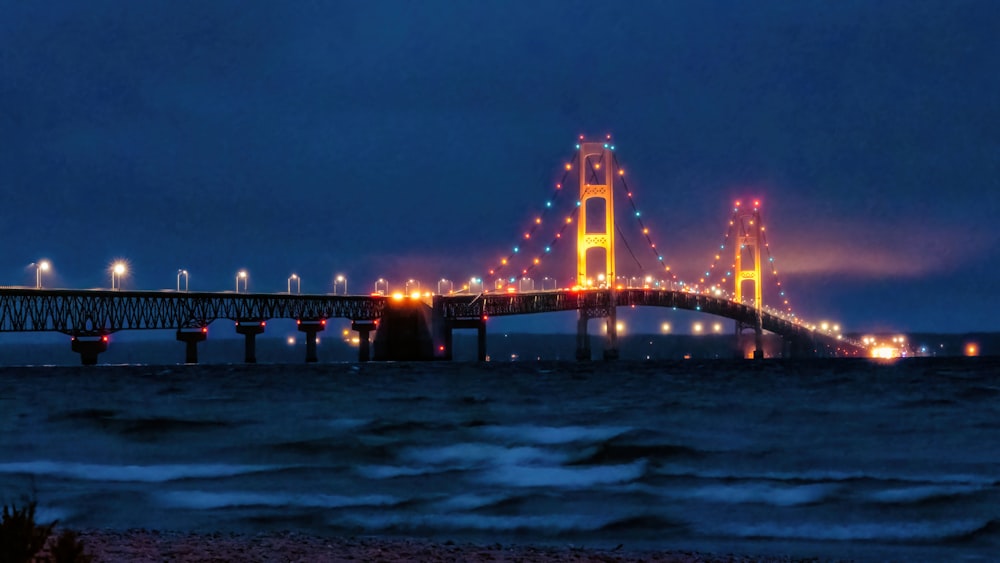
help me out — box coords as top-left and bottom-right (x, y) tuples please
(1, 358), (998, 562)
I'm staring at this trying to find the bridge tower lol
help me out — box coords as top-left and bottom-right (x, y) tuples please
(733, 201), (764, 358)
(576, 140), (618, 360)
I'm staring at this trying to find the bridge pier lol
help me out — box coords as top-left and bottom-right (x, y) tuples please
(176, 327), (208, 364)
(71, 334), (109, 365)
(352, 321), (376, 362)
(297, 319), (326, 363)
(736, 319), (764, 359)
(235, 321), (266, 363)
(576, 310), (619, 361)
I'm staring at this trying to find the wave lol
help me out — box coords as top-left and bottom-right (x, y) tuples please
(713, 518), (997, 543)
(357, 443), (567, 480)
(867, 484), (986, 505)
(478, 424), (630, 445)
(0, 460), (280, 483)
(154, 490), (399, 510)
(330, 511), (625, 534)
(478, 460), (647, 489)
(654, 464), (999, 486)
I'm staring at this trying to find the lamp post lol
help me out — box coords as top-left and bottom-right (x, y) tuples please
(334, 274), (347, 295)
(437, 278), (453, 295)
(288, 273), (300, 294)
(374, 278), (388, 296)
(236, 270), (248, 293)
(33, 260), (50, 289)
(177, 269), (189, 292)
(111, 262), (127, 290)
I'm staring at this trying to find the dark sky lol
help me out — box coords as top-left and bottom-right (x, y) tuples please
(2, 1), (997, 335)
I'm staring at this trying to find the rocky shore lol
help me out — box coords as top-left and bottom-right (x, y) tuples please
(65, 530), (829, 562)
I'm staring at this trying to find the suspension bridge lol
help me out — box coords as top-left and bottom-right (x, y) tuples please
(1, 137), (866, 364)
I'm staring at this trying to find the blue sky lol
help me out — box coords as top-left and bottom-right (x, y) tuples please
(1, 1), (997, 334)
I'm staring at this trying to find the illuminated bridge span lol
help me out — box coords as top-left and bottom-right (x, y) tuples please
(2, 136), (872, 364)
(435, 289), (858, 361)
(0, 288), (383, 364)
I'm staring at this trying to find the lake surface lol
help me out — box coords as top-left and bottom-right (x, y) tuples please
(1, 358), (997, 561)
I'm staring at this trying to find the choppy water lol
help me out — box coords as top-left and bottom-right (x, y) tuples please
(1, 358), (998, 562)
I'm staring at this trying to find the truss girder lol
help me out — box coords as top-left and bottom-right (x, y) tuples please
(0, 289), (384, 333)
(438, 289), (858, 353)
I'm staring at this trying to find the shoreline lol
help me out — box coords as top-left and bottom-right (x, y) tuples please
(68, 530), (830, 562)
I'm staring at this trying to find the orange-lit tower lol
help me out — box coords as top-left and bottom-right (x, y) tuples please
(733, 200), (764, 358)
(577, 141), (615, 286)
(575, 140), (618, 360)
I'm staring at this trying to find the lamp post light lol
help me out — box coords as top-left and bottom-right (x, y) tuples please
(288, 273), (300, 294)
(111, 262), (127, 290)
(334, 274), (347, 295)
(374, 278), (388, 296)
(437, 278), (453, 295)
(33, 260), (50, 289)
(177, 269), (189, 292)
(236, 270), (248, 293)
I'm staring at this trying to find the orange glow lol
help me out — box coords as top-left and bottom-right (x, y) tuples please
(391, 292), (405, 300)
(965, 343), (979, 357)
(534, 217), (542, 224)
(565, 163), (572, 170)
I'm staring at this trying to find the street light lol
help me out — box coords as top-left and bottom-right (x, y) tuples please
(374, 278), (388, 296)
(111, 262), (127, 290)
(177, 269), (189, 292)
(236, 270), (248, 293)
(334, 274), (347, 295)
(288, 273), (300, 294)
(32, 260), (50, 289)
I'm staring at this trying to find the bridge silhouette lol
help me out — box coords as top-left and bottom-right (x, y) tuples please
(2, 138), (865, 364)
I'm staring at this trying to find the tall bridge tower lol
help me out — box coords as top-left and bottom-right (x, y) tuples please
(733, 201), (764, 358)
(575, 141), (618, 360)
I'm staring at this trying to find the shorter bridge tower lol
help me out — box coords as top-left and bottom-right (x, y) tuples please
(576, 140), (618, 360)
(733, 201), (764, 358)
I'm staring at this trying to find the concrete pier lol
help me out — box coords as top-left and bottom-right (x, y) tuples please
(176, 327), (208, 364)
(352, 320), (376, 362)
(296, 319), (326, 363)
(71, 334), (109, 365)
(235, 320), (266, 363)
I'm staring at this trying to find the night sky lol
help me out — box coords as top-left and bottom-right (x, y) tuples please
(2, 1), (997, 335)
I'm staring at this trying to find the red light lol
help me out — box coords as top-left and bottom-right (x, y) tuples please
(296, 320), (300, 325)
(438, 345), (445, 351)
(101, 336), (108, 342)
(321, 319), (326, 326)
(754, 200), (760, 207)
(201, 327), (208, 333)
(482, 315), (489, 321)
(261, 321), (266, 327)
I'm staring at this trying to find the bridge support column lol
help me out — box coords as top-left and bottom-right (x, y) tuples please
(603, 306), (619, 360)
(736, 320), (764, 359)
(71, 335), (109, 366)
(352, 321), (376, 362)
(235, 321), (266, 364)
(576, 312), (591, 360)
(297, 319), (327, 363)
(445, 319), (487, 362)
(176, 327), (208, 364)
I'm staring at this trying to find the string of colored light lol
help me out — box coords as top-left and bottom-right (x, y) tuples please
(698, 205), (741, 292)
(611, 153), (679, 284)
(760, 228), (795, 317)
(487, 151), (579, 280)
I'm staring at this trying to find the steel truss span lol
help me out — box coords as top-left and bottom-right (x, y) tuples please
(0, 289), (384, 335)
(437, 289), (857, 352)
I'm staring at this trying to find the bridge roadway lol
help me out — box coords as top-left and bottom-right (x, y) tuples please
(0, 287), (860, 364)
(436, 288), (864, 359)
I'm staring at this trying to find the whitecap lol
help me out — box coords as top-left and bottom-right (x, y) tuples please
(155, 490), (397, 510)
(478, 424), (630, 445)
(479, 460), (647, 488)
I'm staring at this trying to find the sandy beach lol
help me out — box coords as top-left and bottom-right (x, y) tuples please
(67, 530), (822, 562)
